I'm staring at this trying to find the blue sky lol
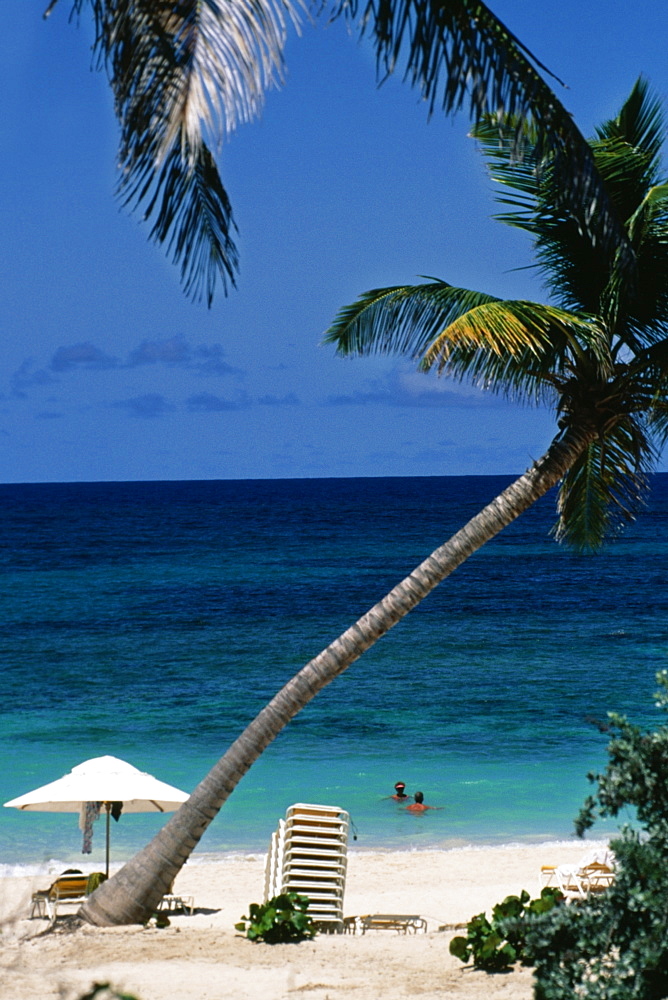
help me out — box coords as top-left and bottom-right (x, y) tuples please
(2, 2), (667, 483)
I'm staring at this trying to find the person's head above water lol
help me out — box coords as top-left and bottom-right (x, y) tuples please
(404, 790), (441, 812)
(390, 781), (409, 800)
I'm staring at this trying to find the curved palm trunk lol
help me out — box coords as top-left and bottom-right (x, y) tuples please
(81, 424), (595, 925)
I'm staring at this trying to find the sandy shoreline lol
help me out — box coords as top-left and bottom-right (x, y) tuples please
(0, 841), (602, 1000)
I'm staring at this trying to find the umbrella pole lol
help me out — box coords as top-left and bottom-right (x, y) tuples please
(105, 803), (111, 877)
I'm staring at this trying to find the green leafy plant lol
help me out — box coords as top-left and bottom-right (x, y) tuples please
(235, 892), (316, 944)
(524, 673), (668, 999)
(449, 887), (563, 970)
(77, 985), (141, 1000)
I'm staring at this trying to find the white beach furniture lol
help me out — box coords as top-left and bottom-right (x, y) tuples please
(30, 873), (90, 923)
(540, 848), (616, 901)
(264, 802), (349, 931)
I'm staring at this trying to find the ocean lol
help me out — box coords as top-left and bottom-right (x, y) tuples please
(1, 475), (666, 875)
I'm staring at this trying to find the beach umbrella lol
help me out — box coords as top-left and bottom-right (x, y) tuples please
(4, 755), (189, 876)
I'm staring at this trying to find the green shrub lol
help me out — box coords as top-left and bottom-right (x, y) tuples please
(77, 986), (141, 1000)
(235, 892), (316, 944)
(525, 673), (668, 999)
(449, 887), (563, 970)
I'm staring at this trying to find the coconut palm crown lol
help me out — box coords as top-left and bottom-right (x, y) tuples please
(325, 78), (668, 551)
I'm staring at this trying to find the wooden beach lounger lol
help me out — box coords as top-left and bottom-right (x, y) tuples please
(344, 914), (428, 934)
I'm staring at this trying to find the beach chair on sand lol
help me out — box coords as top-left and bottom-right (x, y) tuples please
(558, 862), (614, 900)
(541, 852), (616, 902)
(155, 878), (195, 916)
(155, 892), (195, 915)
(344, 914), (427, 935)
(30, 872), (105, 923)
(264, 803), (349, 932)
(581, 861), (615, 894)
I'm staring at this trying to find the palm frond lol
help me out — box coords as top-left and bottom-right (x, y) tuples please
(122, 141), (239, 305)
(81, 0), (299, 145)
(422, 300), (609, 403)
(555, 416), (654, 550)
(472, 116), (626, 317)
(627, 340), (668, 448)
(333, 0), (634, 276)
(596, 77), (665, 168)
(626, 183), (668, 244)
(600, 171), (668, 346)
(647, 403), (668, 452)
(323, 281), (502, 358)
(334, 0), (563, 118)
(476, 84), (668, 331)
(70, 0), (301, 303)
(472, 116), (543, 220)
(324, 280), (607, 402)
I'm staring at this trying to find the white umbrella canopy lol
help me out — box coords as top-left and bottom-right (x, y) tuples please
(4, 755), (189, 874)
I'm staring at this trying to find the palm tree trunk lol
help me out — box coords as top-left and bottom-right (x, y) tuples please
(81, 423), (595, 925)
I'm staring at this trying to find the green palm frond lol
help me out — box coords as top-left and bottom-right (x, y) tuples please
(473, 115), (619, 315)
(334, 0), (563, 119)
(69, 0), (301, 303)
(601, 176), (668, 346)
(476, 81), (668, 331)
(334, 0), (634, 274)
(323, 282), (502, 358)
(647, 404), (668, 452)
(122, 141), (239, 306)
(596, 77), (665, 167)
(626, 183), (668, 244)
(324, 280), (608, 402)
(627, 341), (668, 447)
(551, 83), (666, 329)
(422, 300), (610, 403)
(471, 116), (543, 220)
(422, 300), (597, 369)
(555, 416), (654, 550)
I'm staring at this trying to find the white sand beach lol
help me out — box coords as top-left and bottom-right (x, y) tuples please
(0, 841), (599, 1000)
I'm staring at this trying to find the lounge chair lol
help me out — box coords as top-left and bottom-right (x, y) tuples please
(581, 861), (615, 894)
(155, 892), (195, 915)
(30, 872), (106, 923)
(541, 852), (616, 902)
(539, 864), (558, 888)
(558, 861), (614, 900)
(539, 848), (615, 902)
(345, 913), (427, 935)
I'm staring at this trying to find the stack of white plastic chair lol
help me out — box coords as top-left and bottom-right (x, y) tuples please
(264, 803), (349, 931)
(264, 820), (287, 900)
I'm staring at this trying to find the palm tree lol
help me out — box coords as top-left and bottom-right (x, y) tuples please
(46, 0), (631, 304)
(326, 77), (668, 550)
(81, 79), (668, 926)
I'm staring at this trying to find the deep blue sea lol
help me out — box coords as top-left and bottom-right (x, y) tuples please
(2, 475), (667, 875)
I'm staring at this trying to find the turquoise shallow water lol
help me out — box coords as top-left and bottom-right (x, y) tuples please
(1, 475), (666, 873)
